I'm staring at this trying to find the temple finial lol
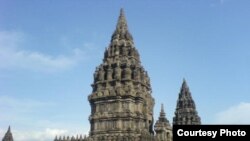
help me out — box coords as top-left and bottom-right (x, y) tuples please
(2, 125), (14, 141)
(116, 8), (127, 31)
(111, 8), (133, 41)
(7, 126), (11, 132)
(161, 104), (164, 113)
(182, 78), (188, 89)
(120, 8), (124, 17)
(160, 103), (166, 117)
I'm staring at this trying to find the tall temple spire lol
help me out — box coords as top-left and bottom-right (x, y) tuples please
(173, 79), (201, 125)
(2, 126), (14, 141)
(88, 8), (155, 140)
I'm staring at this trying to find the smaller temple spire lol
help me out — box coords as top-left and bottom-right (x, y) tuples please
(54, 135), (58, 141)
(173, 79), (201, 125)
(154, 104), (172, 141)
(157, 104), (169, 123)
(2, 126), (14, 141)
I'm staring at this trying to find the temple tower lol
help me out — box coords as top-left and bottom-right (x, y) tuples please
(154, 104), (172, 141)
(88, 9), (155, 140)
(173, 79), (201, 125)
(2, 126), (14, 141)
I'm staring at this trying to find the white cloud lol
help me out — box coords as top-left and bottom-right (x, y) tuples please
(0, 31), (25, 48)
(214, 102), (250, 124)
(0, 96), (89, 141)
(13, 128), (68, 141)
(0, 31), (87, 72)
(0, 96), (57, 140)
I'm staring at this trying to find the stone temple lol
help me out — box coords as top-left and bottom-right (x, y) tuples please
(1, 9), (201, 141)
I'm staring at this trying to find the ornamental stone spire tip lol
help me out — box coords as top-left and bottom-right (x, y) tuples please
(111, 8), (133, 42)
(2, 126), (14, 141)
(181, 78), (189, 90)
(160, 103), (166, 117)
(7, 126), (10, 133)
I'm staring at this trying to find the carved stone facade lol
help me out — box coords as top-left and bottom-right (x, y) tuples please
(53, 8), (201, 141)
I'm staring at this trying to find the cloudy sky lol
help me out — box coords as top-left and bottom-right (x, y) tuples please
(1, 0), (250, 140)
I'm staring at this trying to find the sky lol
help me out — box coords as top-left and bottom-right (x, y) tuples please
(0, 0), (250, 140)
